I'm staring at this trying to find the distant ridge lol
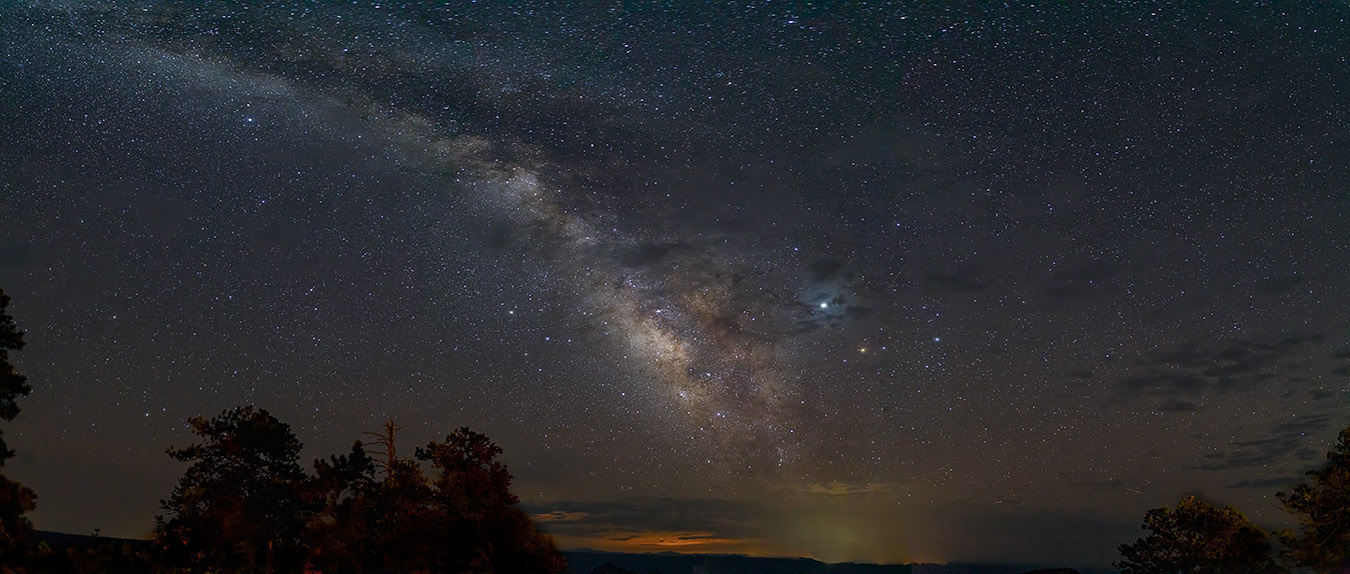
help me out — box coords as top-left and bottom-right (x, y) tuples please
(562, 549), (909, 574)
(561, 549), (1082, 574)
(35, 532), (1081, 574)
(36, 530), (150, 551)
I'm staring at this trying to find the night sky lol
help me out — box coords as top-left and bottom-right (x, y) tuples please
(2, 2), (1349, 570)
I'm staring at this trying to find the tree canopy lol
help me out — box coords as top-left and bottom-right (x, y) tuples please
(304, 440), (380, 574)
(154, 409), (565, 573)
(0, 288), (37, 563)
(1115, 495), (1285, 574)
(154, 406), (313, 573)
(412, 427), (565, 573)
(1278, 426), (1350, 572)
(0, 290), (29, 428)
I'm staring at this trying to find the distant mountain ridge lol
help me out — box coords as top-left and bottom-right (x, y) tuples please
(561, 549), (908, 574)
(37, 530), (150, 550)
(561, 549), (1082, 574)
(35, 532), (1082, 574)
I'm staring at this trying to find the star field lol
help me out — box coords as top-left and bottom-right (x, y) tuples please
(1, 2), (1348, 569)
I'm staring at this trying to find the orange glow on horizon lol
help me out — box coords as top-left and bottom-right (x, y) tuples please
(552, 530), (759, 555)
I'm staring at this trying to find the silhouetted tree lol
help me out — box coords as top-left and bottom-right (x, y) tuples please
(372, 456), (440, 573)
(343, 419), (441, 573)
(412, 427), (565, 573)
(1115, 495), (1285, 573)
(154, 406), (313, 573)
(304, 441), (379, 574)
(0, 289), (37, 564)
(419, 427), (518, 519)
(364, 419), (403, 477)
(1278, 425), (1350, 572)
(154, 411), (563, 573)
(62, 540), (154, 574)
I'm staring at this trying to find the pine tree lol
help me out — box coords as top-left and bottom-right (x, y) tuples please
(154, 406), (314, 573)
(304, 441), (379, 574)
(416, 427), (565, 573)
(1116, 495), (1285, 573)
(0, 289), (37, 562)
(1278, 426), (1350, 572)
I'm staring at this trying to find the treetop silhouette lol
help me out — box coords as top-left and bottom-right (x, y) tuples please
(155, 406), (313, 573)
(1115, 494), (1285, 574)
(1277, 426), (1350, 572)
(154, 408), (564, 573)
(0, 288), (37, 563)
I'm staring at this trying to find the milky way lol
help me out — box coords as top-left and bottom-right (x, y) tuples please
(3, 2), (1350, 568)
(330, 97), (822, 470)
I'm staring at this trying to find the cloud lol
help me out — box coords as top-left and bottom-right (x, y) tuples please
(1332, 350), (1350, 377)
(530, 510), (590, 523)
(0, 238), (38, 271)
(523, 499), (774, 557)
(920, 270), (989, 294)
(806, 257), (846, 282)
(1225, 476), (1300, 489)
(1118, 373), (1208, 397)
(1157, 400), (1200, 412)
(1114, 333), (1328, 409)
(1255, 274), (1306, 295)
(800, 482), (892, 496)
(1066, 477), (1139, 494)
(619, 242), (690, 267)
(523, 498), (770, 539)
(587, 530), (753, 552)
(1040, 260), (1121, 303)
(1191, 415), (1333, 471)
